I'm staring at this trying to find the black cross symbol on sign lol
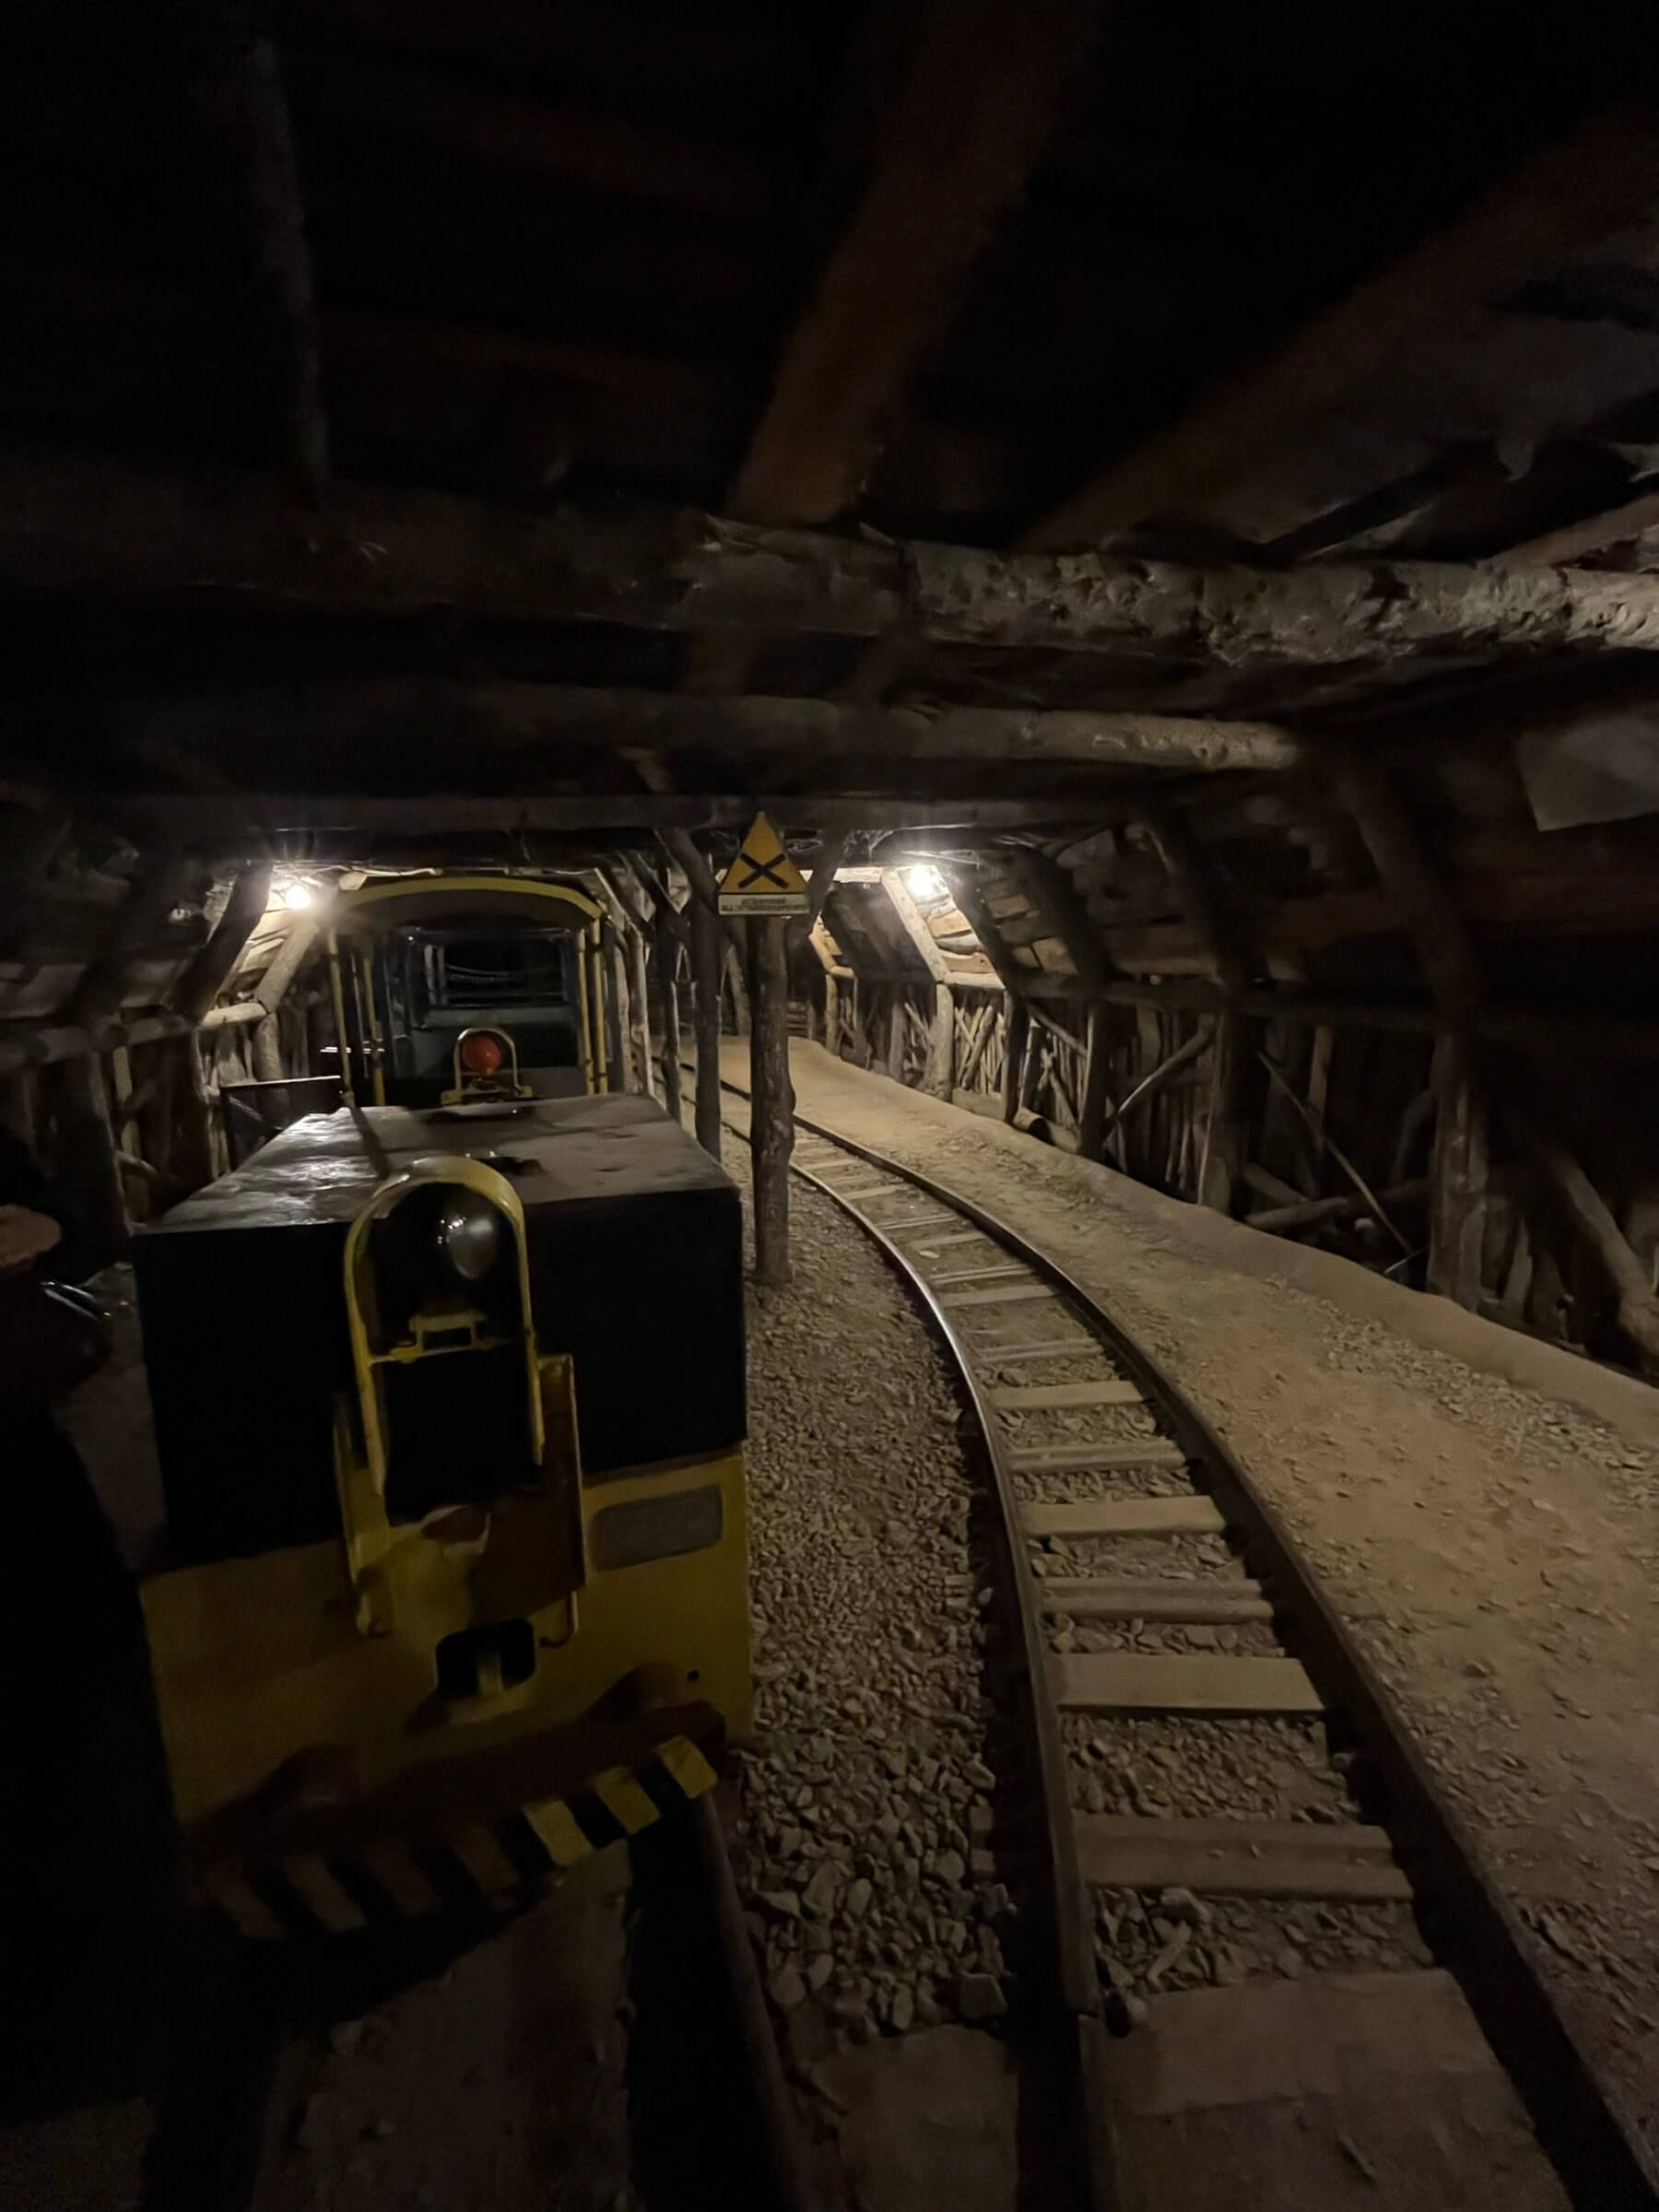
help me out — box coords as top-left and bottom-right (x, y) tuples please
(740, 851), (793, 888)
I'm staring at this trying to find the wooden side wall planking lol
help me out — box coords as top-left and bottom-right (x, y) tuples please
(801, 866), (1659, 1374)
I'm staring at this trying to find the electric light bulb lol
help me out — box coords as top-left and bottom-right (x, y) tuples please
(907, 865), (944, 900)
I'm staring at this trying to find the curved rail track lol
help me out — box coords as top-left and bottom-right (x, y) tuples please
(721, 1080), (1655, 2212)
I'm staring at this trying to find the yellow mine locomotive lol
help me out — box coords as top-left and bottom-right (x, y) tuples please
(324, 875), (609, 1105)
(134, 879), (748, 1938)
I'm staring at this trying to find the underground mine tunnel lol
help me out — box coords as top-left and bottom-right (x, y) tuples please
(3, 6), (1658, 2209)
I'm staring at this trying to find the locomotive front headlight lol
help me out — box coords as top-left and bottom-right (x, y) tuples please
(435, 1191), (501, 1282)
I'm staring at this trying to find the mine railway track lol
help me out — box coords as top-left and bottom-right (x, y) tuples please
(720, 1080), (1656, 2212)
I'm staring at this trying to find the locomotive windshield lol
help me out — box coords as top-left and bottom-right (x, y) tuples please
(369, 912), (589, 1102)
(411, 928), (571, 1014)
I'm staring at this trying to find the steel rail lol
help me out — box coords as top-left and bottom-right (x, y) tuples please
(719, 1077), (1656, 2212)
(721, 1101), (1114, 2212)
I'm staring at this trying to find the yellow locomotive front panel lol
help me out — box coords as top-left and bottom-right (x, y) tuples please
(135, 1095), (749, 1936)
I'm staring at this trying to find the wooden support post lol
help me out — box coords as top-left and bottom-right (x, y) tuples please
(1078, 1001), (1112, 1160)
(928, 982), (955, 1098)
(1144, 803), (1251, 1213)
(251, 1001), (285, 1086)
(887, 988), (907, 1080)
(1426, 1036), (1488, 1306)
(109, 1045), (143, 1177)
(604, 926), (631, 1093)
(1002, 993), (1029, 1125)
(882, 870), (954, 1098)
(1196, 1012), (1247, 1214)
(51, 1053), (129, 1262)
(654, 830), (727, 1154)
(654, 914), (683, 1125)
(688, 888), (723, 1161)
(593, 870), (657, 1098)
(748, 918), (794, 1288)
(626, 917), (656, 1099)
(1013, 846), (1113, 1148)
(725, 942), (751, 1037)
(806, 918), (841, 1062)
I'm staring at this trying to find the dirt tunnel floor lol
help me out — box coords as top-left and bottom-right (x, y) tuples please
(728, 1039), (1659, 2171)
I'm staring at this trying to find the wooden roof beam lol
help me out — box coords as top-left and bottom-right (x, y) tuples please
(1495, 488), (1659, 568)
(288, 53), (773, 221)
(15, 453), (1659, 666)
(1010, 846), (1113, 992)
(881, 869), (950, 982)
(1139, 802), (1253, 994)
(942, 871), (1029, 998)
(74, 681), (1297, 779)
(187, 6), (328, 494)
(682, 0), (1092, 695)
(724, 0), (1094, 530)
(1020, 107), (1659, 551)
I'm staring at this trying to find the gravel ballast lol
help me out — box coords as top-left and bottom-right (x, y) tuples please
(729, 1145), (1035, 2055)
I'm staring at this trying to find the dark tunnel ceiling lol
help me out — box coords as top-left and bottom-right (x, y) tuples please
(4, 0), (1659, 846)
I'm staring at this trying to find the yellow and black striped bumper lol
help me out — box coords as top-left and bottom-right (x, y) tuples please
(190, 1714), (720, 1941)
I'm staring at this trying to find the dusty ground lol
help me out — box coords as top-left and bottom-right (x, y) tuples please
(749, 1041), (1659, 2171)
(259, 1852), (637, 2212)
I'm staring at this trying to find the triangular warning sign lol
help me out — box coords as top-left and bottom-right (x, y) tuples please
(717, 811), (809, 914)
